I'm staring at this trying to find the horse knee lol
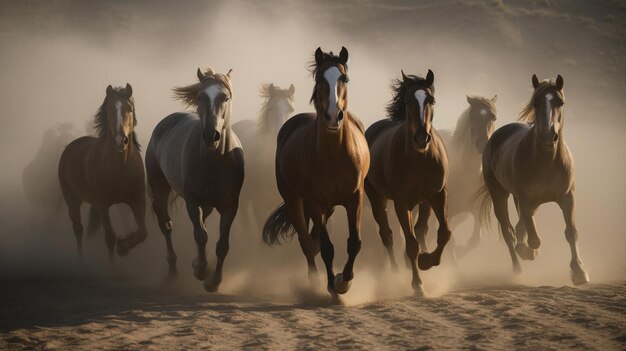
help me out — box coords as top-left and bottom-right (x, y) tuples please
(194, 230), (208, 246)
(216, 238), (230, 259)
(564, 228), (578, 244)
(379, 228), (393, 247)
(405, 239), (418, 260)
(437, 228), (451, 246)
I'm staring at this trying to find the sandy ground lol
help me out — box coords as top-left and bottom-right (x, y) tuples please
(1, 278), (624, 350)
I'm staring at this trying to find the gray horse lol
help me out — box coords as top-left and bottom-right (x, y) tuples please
(145, 67), (244, 292)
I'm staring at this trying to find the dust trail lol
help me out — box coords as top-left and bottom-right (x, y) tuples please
(0, 0), (624, 302)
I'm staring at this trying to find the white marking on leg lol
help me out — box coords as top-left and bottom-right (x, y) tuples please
(324, 67), (342, 124)
(414, 90), (427, 123)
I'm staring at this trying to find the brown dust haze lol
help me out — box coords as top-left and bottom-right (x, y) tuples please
(0, 0), (625, 302)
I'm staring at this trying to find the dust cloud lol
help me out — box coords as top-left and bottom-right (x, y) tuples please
(0, 0), (624, 303)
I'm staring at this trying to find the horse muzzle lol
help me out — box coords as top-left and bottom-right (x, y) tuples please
(203, 129), (221, 149)
(324, 110), (344, 132)
(115, 134), (130, 152)
(413, 133), (431, 151)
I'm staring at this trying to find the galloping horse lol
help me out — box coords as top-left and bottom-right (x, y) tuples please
(434, 95), (497, 258)
(58, 84), (147, 259)
(365, 70), (450, 294)
(232, 83), (295, 233)
(263, 47), (370, 298)
(477, 74), (589, 285)
(145, 67), (243, 292)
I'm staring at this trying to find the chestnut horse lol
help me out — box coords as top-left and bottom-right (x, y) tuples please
(365, 70), (450, 294)
(232, 83), (295, 233)
(145, 68), (243, 292)
(58, 84), (147, 259)
(477, 74), (589, 285)
(263, 47), (370, 298)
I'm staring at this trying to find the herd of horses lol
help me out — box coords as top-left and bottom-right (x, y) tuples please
(55, 47), (589, 298)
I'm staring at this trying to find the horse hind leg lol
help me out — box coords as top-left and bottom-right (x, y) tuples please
(95, 205), (117, 264)
(559, 192), (589, 285)
(394, 202), (423, 295)
(116, 196), (148, 257)
(67, 197), (84, 257)
(334, 190), (364, 296)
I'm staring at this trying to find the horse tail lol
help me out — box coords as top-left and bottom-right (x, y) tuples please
(86, 205), (101, 236)
(474, 185), (493, 233)
(262, 202), (295, 245)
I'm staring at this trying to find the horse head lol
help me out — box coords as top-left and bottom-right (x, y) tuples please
(310, 46), (349, 133)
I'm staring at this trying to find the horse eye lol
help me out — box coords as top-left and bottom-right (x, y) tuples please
(224, 96), (230, 102)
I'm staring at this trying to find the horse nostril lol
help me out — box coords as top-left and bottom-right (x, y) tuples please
(337, 111), (344, 121)
(323, 113), (331, 121)
(552, 133), (559, 142)
(123, 136), (129, 146)
(213, 131), (221, 142)
(424, 134), (431, 144)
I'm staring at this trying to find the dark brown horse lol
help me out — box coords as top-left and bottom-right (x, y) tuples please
(477, 74), (589, 285)
(58, 84), (147, 259)
(365, 70), (450, 294)
(145, 68), (243, 292)
(263, 47), (370, 299)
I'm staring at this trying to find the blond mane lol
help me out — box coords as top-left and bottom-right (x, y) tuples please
(172, 67), (233, 108)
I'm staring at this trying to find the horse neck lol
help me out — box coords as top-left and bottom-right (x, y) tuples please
(528, 124), (565, 161)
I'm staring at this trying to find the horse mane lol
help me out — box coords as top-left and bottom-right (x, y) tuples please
(308, 51), (346, 111)
(94, 86), (140, 150)
(258, 84), (294, 131)
(172, 67), (233, 108)
(450, 96), (496, 147)
(518, 79), (565, 125)
(386, 74), (434, 122)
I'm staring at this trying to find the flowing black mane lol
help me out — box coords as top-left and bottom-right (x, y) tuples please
(94, 86), (140, 150)
(386, 74), (434, 122)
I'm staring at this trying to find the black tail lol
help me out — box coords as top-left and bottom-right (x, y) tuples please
(473, 185), (493, 233)
(262, 202), (295, 245)
(86, 205), (101, 236)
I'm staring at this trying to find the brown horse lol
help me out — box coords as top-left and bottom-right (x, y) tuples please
(477, 74), (589, 285)
(263, 47), (370, 298)
(365, 70), (451, 294)
(58, 84), (147, 259)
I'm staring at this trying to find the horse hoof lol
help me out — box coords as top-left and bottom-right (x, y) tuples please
(333, 273), (352, 295)
(412, 282), (425, 297)
(417, 253), (436, 270)
(572, 270), (589, 286)
(192, 259), (208, 281)
(528, 236), (541, 250)
(204, 279), (220, 293)
(515, 244), (537, 261)
(116, 240), (130, 257)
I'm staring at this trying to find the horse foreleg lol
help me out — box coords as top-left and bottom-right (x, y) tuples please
(516, 199), (541, 261)
(309, 208), (336, 296)
(559, 192), (589, 285)
(204, 205), (236, 292)
(456, 212), (482, 259)
(366, 181), (396, 269)
(414, 203), (431, 254)
(418, 189), (451, 271)
(394, 202), (422, 294)
(96, 205), (116, 263)
(186, 202), (209, 281)
(336, 190), (363, 296)
(117, 198), (148, 257)
(67, 200), (84, 257)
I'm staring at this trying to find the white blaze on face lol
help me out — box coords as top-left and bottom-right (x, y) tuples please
(323, 67), (342, 122)
(114, 101), (124, 145)
(204, 85), (224, 112)
(545, 92), (554, 128)
(414, 90), (427, 123)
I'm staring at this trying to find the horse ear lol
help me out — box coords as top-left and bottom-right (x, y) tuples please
(555, 74), (564, 90)
(426, 69), (434, 86)
(532, 74), (539, 89)
(339, 46), (349, 65)
(226, 68), (233, 79)
(315, 47), (324, 66)
(269, 83), (275, 93)
(401, 69), (409, 83)
(197, 68), (205, 82)
(289, 83), (295, 95)
(106, 84), (114, 96)
(125, 83), (133, 98)
(466, 95), (475, 105)
(492, 94), (498, 102)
